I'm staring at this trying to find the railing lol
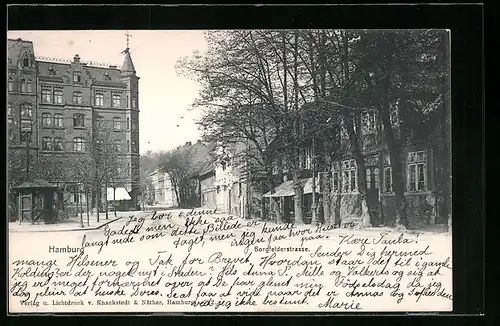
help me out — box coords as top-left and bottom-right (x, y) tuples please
(35, 56), (121, 69)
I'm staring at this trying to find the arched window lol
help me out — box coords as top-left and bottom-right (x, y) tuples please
(54, 90), (63, 104)
(54, 113), (63, 128)
(73, 71), (82, 83)
(72, 91), (83, 104)
(42, 112), (52, 127)
(8, 76), (13, 92)
(21, 79), (27, 93)
(8, 103), (12, 125)
(41, 89), (51, 103)
(73, 113), (85, 128)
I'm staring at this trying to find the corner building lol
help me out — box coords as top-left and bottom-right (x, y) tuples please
(8, 38), (141, 207)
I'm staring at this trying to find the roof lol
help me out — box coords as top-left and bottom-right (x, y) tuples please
(8, 38), (34, 68)
(37, 60), (125, 84)
(263, 178), (319, 198)
(107, 187), (131, 201)
(13, 179), (58, 189)
(121, 49), (136, 74)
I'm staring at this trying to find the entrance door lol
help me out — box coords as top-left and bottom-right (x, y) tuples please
(20, 194), (32, 222)
(366, 167), (380, 224)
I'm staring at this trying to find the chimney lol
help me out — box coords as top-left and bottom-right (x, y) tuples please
(185, 141), (192, 146)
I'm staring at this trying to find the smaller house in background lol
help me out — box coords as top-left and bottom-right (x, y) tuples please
(197, 162), (216, 210)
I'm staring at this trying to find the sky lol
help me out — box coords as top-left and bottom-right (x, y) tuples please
(7, 30), (208, 154)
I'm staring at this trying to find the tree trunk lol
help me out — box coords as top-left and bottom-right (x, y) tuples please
(292, 169), (303, 225)
(341, 30), (374, 227)
(86, 188), (90, 226)
(113, 187), (117, 217)
(79, 192), (83, 225)
(323, 152), (332, 225)
(96, 187), (100, 223)
(105, 183), (109, 220)
(380, 99), (408, 228)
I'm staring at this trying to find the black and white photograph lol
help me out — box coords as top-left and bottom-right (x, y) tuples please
(8, 27), (453, 313)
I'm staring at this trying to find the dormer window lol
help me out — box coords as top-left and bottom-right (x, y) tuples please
(48, 65), (57, 76)
(104, 71), (111, 80)
(23, 57), (30, 67)
(73, 71), (82, 83)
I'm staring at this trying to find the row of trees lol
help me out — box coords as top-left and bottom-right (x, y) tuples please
(176, 29), (451, 228)
(141, 142), (213, 208)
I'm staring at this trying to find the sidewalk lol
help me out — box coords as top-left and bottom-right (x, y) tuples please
(8, 210), (135, 233)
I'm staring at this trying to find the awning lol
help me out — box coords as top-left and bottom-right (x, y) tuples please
(263, 177), (319, 198)
(107, 187), (131, 201)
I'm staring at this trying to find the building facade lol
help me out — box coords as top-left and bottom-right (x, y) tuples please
(7, 38), (141, 207)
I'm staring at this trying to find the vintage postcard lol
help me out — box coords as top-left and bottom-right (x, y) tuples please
(7, 29), (452, 313)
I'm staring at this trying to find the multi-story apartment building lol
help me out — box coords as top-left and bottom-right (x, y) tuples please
(7, 38), (141, 207)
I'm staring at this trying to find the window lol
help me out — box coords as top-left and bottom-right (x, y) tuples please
(41, 89), (51, 103)
(42, 137), (52, 151)
(341, 118), (357, 139)
(383, 155), (393, 192)
(23, 57), (30, 67)
(42, 113), (52, 128)
(73, 71), (82, 83)
(21, 79), (28, 93)
(113, 139), (122, 153)
(21, 103), (33, 132)
(54, 90), (63, 104)
(54, 113), (63, 128)
(408, 151), (427, 192)
(113, 117), (121, 130)
(390, 101), (399, 127)
(300, 148), (312, 170)
(362, 111), (377, 134)
(131, 97), (136, 108)
(54, 137), (64, 151)
(8, 103), (13, 126)
(131, 120), (137, 131)
(384, 167), (393, 192)
(342, 159), (357, 192)
(72, 91), (83, 104)
(112, 94), (121, 108)
(95, 92), (104, 106)
(73, 113), (85, 128)
(131, 141), (137, 153)
(127, 140), (130, 153)
(127, 118), (130, 130)
(366, 167), (379, 190)
(21, 103), (32, 118)
(332, 169), (340, 192)
(8, 77), (13, 92)
(73, 137), (85, 152)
